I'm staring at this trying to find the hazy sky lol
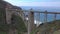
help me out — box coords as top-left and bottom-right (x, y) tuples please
(4, 0), (60, 7)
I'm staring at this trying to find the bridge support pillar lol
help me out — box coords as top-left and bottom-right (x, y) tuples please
(28, 11), (34, 34)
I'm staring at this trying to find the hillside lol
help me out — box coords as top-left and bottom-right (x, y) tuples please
(39, 20), (60, 34)
(0, 0), (27, 34)
(31, 20), (60, 34)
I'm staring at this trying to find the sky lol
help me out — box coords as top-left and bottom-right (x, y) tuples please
(4, 0), (60, 7)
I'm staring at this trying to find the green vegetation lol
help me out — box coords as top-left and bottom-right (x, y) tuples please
(0, 31), (7, 34)
(11, 14), (27, 33)
(30, 20), (60, 34)
(30, 28), (39, 34)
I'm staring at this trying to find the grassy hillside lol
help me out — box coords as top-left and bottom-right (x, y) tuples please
(31, 20), (60, 34)
(11, 14), (27, 33)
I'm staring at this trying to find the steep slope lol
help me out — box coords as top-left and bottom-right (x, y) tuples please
(11, 14), (27, 34)
(31, 20), (60, 34)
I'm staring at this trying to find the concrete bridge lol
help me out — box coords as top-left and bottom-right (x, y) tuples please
(5, 8), (60, 34)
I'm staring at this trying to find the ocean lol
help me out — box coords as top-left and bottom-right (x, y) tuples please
(20, 6), (60, 23)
